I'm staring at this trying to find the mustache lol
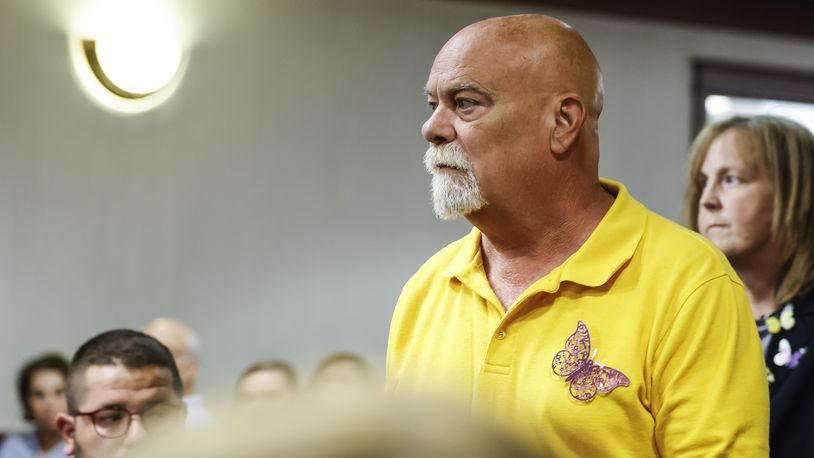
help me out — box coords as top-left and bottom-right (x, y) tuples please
(423, 144), (474, 173)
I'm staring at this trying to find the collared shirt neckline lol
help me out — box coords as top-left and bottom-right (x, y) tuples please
(440, 179), (647, 301)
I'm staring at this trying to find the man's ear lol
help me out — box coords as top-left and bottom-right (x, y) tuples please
(56, 413), (77, 456)
(550, 94), (586, 155)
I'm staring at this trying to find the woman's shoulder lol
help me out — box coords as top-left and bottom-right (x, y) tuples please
(0, 432), (37, 457)
(45, 440), (68, 458)
(0, 433), (68, 458)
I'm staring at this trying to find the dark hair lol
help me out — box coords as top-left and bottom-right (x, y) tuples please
(238, 360), (297, 387)
(17, 353), (69, 421)
(67, 329), (183, 412)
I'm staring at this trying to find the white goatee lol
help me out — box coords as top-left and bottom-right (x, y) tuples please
(423, 143), (487, 220)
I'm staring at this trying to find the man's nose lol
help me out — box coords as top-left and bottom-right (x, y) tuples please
(421, 106), (455, 145)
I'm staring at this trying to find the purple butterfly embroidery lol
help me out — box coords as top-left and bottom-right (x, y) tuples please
(551, 321), (630, 402)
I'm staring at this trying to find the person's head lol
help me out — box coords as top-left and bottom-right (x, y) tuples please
(143, 317), (200, 396)
(128, 395), (539, 458)
(684, 115), (814, 304)
(56, 329), (185, 458)
(17, 353), (69, 432)
(422, 14), (604, 220)
(311, 353), (374, 396)
(235, 360), (297, 406)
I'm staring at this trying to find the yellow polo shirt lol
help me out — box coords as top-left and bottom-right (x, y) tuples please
(387, 180), (768, 457)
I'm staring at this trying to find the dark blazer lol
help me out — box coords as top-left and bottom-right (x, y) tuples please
(765, 291), (814, 457)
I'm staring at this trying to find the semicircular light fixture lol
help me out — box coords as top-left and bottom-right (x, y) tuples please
(69, 0), (187, 114)
(82, 36), (182, 99)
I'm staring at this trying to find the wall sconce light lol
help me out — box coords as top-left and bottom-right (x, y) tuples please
(69, 0), (186, 114)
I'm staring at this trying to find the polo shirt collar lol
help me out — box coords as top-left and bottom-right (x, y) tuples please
(440, 179), (646, 293)
(557, 179), (646, 288)
(440, 226), (483, 279)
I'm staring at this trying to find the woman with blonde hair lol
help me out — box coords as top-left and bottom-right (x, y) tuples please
(683, 114), (814, 457)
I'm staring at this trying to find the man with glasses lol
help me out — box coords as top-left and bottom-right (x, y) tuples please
(56, 330), (186, 458)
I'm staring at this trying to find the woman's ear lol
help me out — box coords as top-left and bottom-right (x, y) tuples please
(550, 94), (586, 155)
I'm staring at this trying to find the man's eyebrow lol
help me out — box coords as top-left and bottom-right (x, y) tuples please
(449, 83), (495, 103)
(90, 402), (125, 411)
(449, 82), (489, 95)
(424, 83), (494, 100)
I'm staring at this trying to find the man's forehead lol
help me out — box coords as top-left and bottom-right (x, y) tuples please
(425, 57), (533, 102)
(432, 34), (513, 71)
(425, 31), (543, 95)
(79, 364), (177, 409)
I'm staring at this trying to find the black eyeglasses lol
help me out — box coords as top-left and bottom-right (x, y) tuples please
(72, 403), (185, 438)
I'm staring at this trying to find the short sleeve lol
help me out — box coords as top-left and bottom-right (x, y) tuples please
(651, 274), (769, 456)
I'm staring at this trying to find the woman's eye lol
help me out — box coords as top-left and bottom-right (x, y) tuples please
(723, 174), (742, 185)
(427, 101), (438, 112)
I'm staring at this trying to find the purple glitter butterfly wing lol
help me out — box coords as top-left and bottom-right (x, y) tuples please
(569, 363), (630, 401)
(552, 321), (591, 377)
(594, 365), (630, 394)
(569, 364), (630, 402)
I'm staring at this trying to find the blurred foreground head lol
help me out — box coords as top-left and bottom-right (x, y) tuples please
(129, 395), (541, 458)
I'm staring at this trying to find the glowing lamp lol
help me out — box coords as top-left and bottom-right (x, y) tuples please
(70, 0), (186, 113)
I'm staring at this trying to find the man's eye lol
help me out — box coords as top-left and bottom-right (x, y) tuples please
(427, 101), (438, 112)
(456, 98), (475, 110)
(95, 410), (126, 427)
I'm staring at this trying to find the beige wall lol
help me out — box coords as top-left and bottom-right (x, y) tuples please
(1, 0), (813, 428)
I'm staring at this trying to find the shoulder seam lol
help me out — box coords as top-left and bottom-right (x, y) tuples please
(653, 272), (741, 353)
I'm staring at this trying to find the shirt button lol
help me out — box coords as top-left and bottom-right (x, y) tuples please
(495, 330), (507, 340)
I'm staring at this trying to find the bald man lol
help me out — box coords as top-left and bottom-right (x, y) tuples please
(386, 15), (768, 456)
(143, 318), (212, 428)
